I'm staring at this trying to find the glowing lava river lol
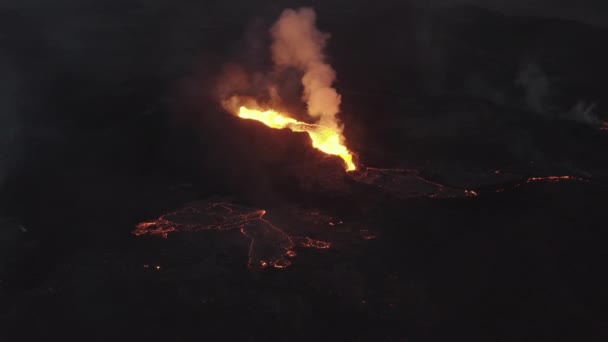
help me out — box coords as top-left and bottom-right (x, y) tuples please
(238, 106), (356, 171)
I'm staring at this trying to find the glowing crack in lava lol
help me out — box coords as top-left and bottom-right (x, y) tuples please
(133, 202), (330, 270)
(525, 175), (585, 183)
(238, 106), (356, 171)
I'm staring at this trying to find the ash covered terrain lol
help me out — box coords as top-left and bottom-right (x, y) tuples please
(1, 1), (607, 341)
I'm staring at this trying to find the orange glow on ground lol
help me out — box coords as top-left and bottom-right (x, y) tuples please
(133, 202), (332, 270)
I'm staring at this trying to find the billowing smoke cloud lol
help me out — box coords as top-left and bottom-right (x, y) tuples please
(270, 8), (342, 131)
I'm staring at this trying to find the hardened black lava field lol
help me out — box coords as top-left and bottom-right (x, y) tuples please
(1, 1), (608, 341)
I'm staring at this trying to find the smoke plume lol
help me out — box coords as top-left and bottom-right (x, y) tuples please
(270, 8), (342, 131)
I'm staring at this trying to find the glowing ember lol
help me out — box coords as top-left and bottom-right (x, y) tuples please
(359, 230), (377, 240)
(464, 190), (479, 197)
(238, 106), (356, 171)
(297, 236), (331, 249)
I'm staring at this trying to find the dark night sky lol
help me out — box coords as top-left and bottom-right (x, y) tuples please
(420, 0), (608, 27)
(1, 0), (607, 185)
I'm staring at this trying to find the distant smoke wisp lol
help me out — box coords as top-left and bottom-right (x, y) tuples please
(516, 62), (551, 115)
(516, 62), (601, 126)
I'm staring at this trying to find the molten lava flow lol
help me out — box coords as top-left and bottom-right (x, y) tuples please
(133, 201), (332, 270)
(238, 106), (356, 171)
(352, 167), (476, 199)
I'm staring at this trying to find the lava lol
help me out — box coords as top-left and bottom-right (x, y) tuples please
(525, 175), (586, 183)
(359, 230), (377, 240)
(133, 201), (331, 270)
(352, 167), (476, 199)
(296, 236), (331, 249)
(464, 190), (479, 197)
(351, 167), (589, 198)
(238, 106), (356, 171)
(488, 175), (588, 193)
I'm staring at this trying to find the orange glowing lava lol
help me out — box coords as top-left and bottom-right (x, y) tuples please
(133, 201), (332, 270)
(238, 106), (356, 171)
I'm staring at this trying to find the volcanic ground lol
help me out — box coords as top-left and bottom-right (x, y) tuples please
(1, 2), (608, 341)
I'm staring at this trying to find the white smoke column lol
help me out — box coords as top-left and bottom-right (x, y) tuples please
(270, 8), (342, 131)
